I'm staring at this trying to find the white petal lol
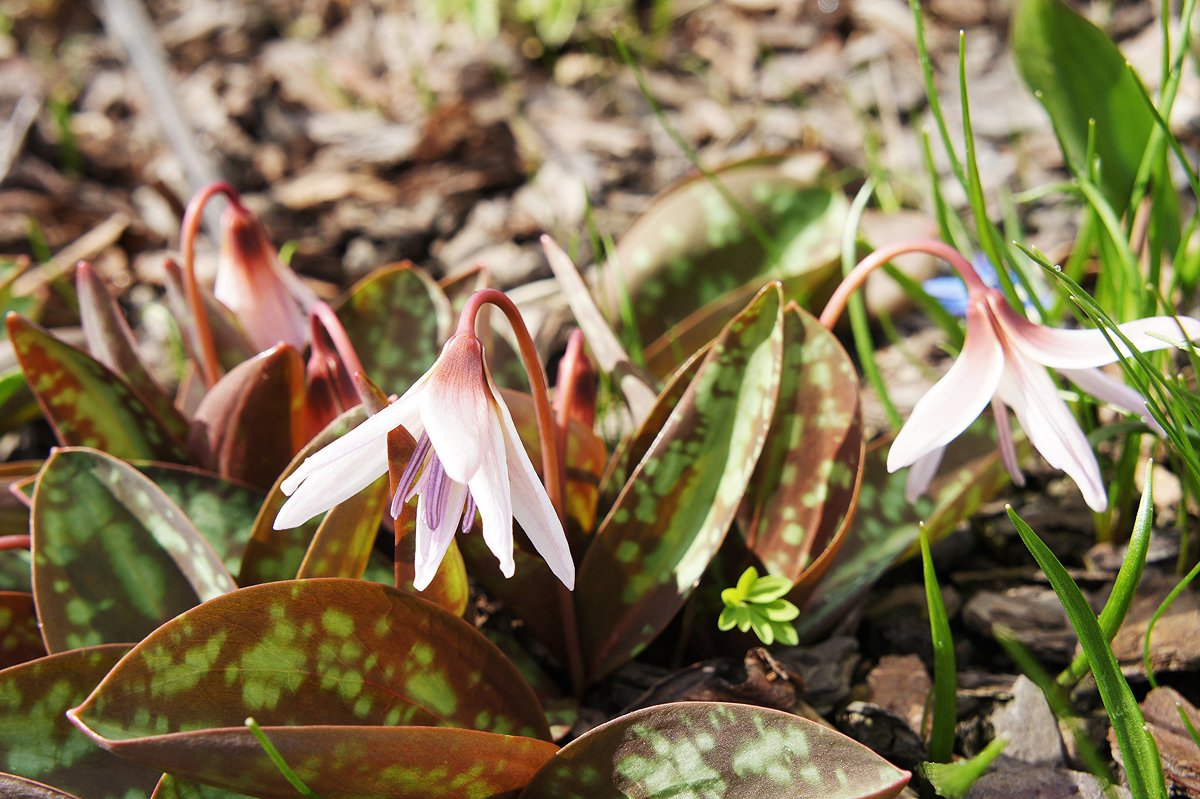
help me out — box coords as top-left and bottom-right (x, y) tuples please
(466, 406), (514, 577)
(420, 336), (493, 483)
(988, 292), (1200, 368)
(991, 399), (1026, 486)
(904, 447), (945, 503)
(996, 352), (1107, 512)
(1059, 367), (1165, 436)
(281, 383), (424, 495)
(888, 300), (1005, 471)
(413, 480), (468, 591)
(274, 443), (389, 529)
(492, 379), (575, 589)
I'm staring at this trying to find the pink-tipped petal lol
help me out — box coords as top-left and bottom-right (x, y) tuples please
(420, 336), (493, 483)
(992, 399), (1026, 487)
(888, 300), (1005, 471)
(274, 444), (389, 529)
(281, 382), (424, 496)
(413, 480), (468, 591)
(466, 407), (515, 577)
(904, 447), (945, 503)
(492, 380), (575, 589)
(996, 353), (1107, 512)
(1058, 367), (1165, 436)
(988, 292), (1200, 368)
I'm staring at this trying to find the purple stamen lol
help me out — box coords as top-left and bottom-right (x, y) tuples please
(390, 431), (432, 518)
(423, 455), (450, 530)
(461, 492), (476, 533)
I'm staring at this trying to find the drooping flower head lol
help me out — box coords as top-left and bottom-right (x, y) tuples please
(275, 311), (575, 592)
(821, 241), (1200, 512)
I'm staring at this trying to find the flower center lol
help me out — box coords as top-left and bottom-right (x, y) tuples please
(389, 430), (478, 533)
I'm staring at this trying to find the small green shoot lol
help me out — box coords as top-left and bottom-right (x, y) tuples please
(718, 567), (799, 646)
(278, 240), (298, 266)
(918, 737), (1007, 799)
(919, 523), (957, 763)
(245, 716), (322, 799)
(1007, 506), (1167, 799)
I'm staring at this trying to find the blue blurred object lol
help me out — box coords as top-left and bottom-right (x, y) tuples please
(922, 254), (1044, 318)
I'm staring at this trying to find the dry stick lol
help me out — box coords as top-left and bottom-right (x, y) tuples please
(0, 93), (40, 185)
(11, 213), (129, 296)
(458, 289), (586, 695)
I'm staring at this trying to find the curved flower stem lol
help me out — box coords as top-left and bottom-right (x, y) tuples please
(0, 535), (30, 551)
(309, 301), (367, 405)
(818, 239), (986, 330)
(181, 181), (243, 387)
(459, 289), (585, 694)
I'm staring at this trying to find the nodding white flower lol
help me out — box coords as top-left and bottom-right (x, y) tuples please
(273, 333), (575, 591)
(888, 287), (1200, 512)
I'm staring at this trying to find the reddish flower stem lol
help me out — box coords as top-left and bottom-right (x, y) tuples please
(0, 535), (30, 551)
(309, 301), (367, 405)
(458, 289), (586, 695)
(181, 181), (244, 387)
(818, 239), (986, 330)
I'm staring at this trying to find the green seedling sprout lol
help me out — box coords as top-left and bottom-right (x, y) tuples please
(718, 566), (800, 647)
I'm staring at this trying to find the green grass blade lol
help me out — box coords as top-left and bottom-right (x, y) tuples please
(1058, 463), (1155, 687)
(1006, 507), (1167, 799)
(919, 523), (957, 762)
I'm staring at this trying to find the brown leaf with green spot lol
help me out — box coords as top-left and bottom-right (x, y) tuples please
(0, 592), (45, 669)
(795, 422), (1018, 642)
(135, 463), (266, 577)
(336, 262), (451, 395)
(577, 284), (785, 681)
(239, 406), (365, 585)
(6, 314), (188, 461)
(0, 552), (31, 594)
(296, 473), (388, 580)
(0, 644), (160, 798)
(0, 773), (84, 798)
(69, 578), (552, 741)
(0, 461), (39, 536)
(76, 262), (191, 446)
(31, 448), (237, 653)
(603, 155), (845, 370)
(738, 304), (864, 604)
(189, 344), (304, 490)
(518, 701), (910, 799)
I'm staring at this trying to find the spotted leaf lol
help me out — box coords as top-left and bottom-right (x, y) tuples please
(0, 461), (39, 537)
(577, 284), (784, 680)
(188, 344), (304, 490)
(518, 701), (909, 799)
(6, 314), (188, 461)
(738, 304), (864, 606)
(0, 592), (44, 669)
(0, 644), (160, 798)
(31, 448), (237, 653)
(335, 262), (452, 395)
(296, 472), (388, 580)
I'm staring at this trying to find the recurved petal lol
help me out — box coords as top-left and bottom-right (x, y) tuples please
(274, 442), (389, 529)
(420, 335), (493, 483)
(492, 380), (575, 589)
(904, 447), (945, 503)
(281, 383), (423, 495)
(413, 480), (469, 591)
(888, 299), (1005, 471)
(1059, 367), (1165, 435)
(997, 353), (1107, 512)
(466, 406), (515, 577)
(988, 292), (1200, 368)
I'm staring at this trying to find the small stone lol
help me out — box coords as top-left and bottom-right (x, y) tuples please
(988, 675), (1064, 767)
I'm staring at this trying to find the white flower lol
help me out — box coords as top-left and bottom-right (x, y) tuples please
(888, 286), (1200, 511)
(274, 334), (575, 591)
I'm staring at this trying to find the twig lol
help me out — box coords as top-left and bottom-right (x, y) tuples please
(11, 213), (130, 296)
(0, 93), (40, 185)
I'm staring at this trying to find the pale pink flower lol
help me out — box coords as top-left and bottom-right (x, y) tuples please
(273, 334), (575, 591)
(888, 287), (1200, 511)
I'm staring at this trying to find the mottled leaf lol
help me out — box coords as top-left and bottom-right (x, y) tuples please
(738, 304), (864, 605)
(296, 473), (388, 580)
(603, 154), (844, 369)
(6, 314), (188, 461)
(31, 448), (237, 652)
(188, 344), (304, 490)
(795, 424), (1017, 642)
(71, 579), (548, 736)
(76, 262), (191, 445)
(0, 461), (39, 536)
(239, 406), (365, 585)
(0, 645), (160, 798)
(335, 262), (451, 395)
(0, 552), (31, 594)
(577, 284), (784, 680)
(135, 463), (265, 577)
(153, 776), (255, 799)
(0, 773), (84, 798)
(0, 592), (45, 669)
(519, 701), (909, 799)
